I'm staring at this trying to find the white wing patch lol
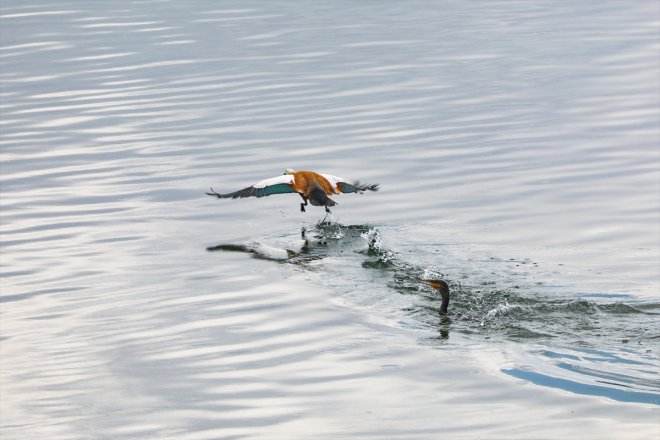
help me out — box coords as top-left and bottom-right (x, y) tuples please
(320, 174), (350, 189)
(253, 174), (295, 188)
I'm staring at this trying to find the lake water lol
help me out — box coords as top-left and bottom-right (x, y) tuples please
(1, 1), (659, 438)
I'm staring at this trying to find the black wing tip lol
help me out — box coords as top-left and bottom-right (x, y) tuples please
(206, 187), (223, 198)
(346, 181), (379, 193)
(358, 182), (380, 192)
(206, 186), (259, 199)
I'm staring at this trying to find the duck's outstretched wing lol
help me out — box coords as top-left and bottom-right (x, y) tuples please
(337, 181), (380, 193)
(320, 174), (379, 194)
(206, 175), (297, 199)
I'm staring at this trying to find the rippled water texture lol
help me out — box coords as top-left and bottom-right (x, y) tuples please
(1, 1), (659, 439)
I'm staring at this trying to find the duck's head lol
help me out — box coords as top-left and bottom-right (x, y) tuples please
(284, 168), (295, 175)
(419, 279), (450, 314)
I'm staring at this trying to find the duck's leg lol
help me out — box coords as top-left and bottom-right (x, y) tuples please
(299, 194), (308, 212)
(324, 206), (332, 213)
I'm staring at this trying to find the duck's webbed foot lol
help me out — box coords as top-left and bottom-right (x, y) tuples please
(299, 195), (308, 213)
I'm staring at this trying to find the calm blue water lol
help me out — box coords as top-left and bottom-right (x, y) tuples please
(1, 1), (659, 438)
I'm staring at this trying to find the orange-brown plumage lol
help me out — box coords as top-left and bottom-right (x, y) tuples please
(288, 171), (336, 196)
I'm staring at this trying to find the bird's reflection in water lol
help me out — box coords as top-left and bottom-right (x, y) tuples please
(206, 222), (453, 336)
(207, 223), (370, 264)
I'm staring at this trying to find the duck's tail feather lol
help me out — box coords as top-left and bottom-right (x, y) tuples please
(309, 183), (337, 207)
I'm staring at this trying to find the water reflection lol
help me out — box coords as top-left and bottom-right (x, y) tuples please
(503, 368), (659, 405)
(504, 346), (660, 405)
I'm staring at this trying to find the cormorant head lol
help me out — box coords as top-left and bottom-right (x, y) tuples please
(419, 279), (450, 314)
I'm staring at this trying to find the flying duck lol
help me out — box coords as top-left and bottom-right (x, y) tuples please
(206, 169), (379, 213)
